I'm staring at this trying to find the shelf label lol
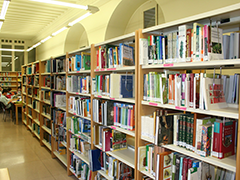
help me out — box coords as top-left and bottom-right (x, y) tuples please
(149, 102), (158, 106)
(101, 68), (105, 71)
(100, 147), (102, 150)
(164, 63), (174, 67)
(175, 106), (187, 111)
(97, 95), (102, 98)
(76, 92), (79, 94)
(107, 68), (116, 71)
(111, 126), (116, 130)
(73, 113), (76, 115)
(110, 98), (115, 100)
(95, 69), (99, 71)
(76, 71), (80, 73)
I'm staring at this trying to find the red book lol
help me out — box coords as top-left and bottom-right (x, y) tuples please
(187, 158), (193, 170)
(182, 157), (189, 180)
(101, 47), (106, 68)
(213, 121), (236, 159)
(189, 73), (194, 108)
(103, 129), (111, 152)
(97, 47), (99, 68)
(35, 63), (39, 73)
(186, 29), (192, 59)
(114, 104), (116, 126)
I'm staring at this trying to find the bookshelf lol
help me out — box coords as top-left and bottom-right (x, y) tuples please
(19, 3), (240, 179)
(137, 3), (240, 180)
(0, 71), (21, 92)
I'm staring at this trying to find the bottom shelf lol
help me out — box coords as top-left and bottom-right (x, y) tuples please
(140, 170), (155, 179)
(42, 139), (52, 151)
(69, 168), (80, 180)
(22, 119), (27, 125)
(98, 170), (114, 180)
(27, 125), (32, 132)
(33, 131), (40, 140)
(53, 151), (67, 167)
(107, 148), (135, 169)
(162, 144), (236, 172)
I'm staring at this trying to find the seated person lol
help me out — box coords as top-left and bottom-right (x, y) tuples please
(17, 87), (21, 96)
(0, 89), (19, 119)
(6, 88), (15, 98)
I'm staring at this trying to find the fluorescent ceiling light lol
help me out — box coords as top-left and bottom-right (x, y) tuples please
(0, 48), (24, 52)
(30, 0), (88, 10)
(41, 36), (52, 43)
(0, 0), (10, 19)
(33, 42), (41, 48)
(1, 55), (12, 57)
(27, 47), (34, 52)
(52, 26), (67, 36)
(68, 12), (92, 27)
(14, 57), (18, 61)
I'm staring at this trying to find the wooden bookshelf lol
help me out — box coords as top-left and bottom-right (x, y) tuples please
(0, 71), (21, 92)
(19, 4), (240, 179)
(137, 3), (240, 180)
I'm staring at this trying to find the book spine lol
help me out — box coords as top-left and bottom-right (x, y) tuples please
(181, 74), (186, 106)
(179, 115), (183, 147)
(186, 29), (192, 62)
(182, 115), (186, 147)
(189, 74), (194, 108)
(212, 122), (220, 158)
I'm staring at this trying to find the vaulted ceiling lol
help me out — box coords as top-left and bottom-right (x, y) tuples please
(0, 0), (111, 41)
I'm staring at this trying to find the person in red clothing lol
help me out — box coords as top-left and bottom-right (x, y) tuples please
(6, 88), (15, 99)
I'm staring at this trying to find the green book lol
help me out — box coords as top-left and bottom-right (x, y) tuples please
(182, 115), (186, 147)
(179, 115), (183, 147)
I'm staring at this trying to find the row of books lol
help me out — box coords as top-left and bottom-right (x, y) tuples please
(53, 75), (66, 90)
(142, 24), (239, 65)
(52, 93), (66, 108)
(52, 109), (66, 126)
(44, 60), (51, 73)
(90, 149), (134, 179)
(138, 145), (235, 180)
(70, 153), (92, 180)
(141, 109), (237, 159)
(43, 132), (51, 144)
(67, 53), (91, 72)
(92, 99), (135, 131)
(143, 71), (238, 110)
(70, 134), (91, 157)
(70, 116), (91, 135)
(43, 117), (51, 129)
(34, 76), (39, 86)
(96, 43), (135, 69)
(0, 77), (13, 81)
(32, 100), (40, 110)
(92, 74), (135, 98)
(0, 72), (12, 76)
(31, 63), (39, 74)
(42, 76), (51, 88)
(223, 32), (240, 59)
(52, 59), (66, 73)
(40, 90), (50, 102)
(96, 126), (127, 152)
(33, 88), (39, 99)
(69, 96), (91, 118)
(32, 123), (40, 135)
(0, 83), (12, 86)
(66, 75), (91, 94)
(27, 66), (32, 75)
(42, 105), (51, 117)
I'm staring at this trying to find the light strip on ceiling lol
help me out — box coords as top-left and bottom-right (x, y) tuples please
(52, 27), (67, 36)
(30, 0), (88, 10)
(0, 0), (10, 19)
(0, 21), (3, 30)
(68, 12), (92, 27)
(40, 36), (52, 43)
(0, 48), (24, 52)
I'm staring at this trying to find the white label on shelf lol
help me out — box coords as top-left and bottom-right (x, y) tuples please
(172, 165), (176, 173)
(211, 151), (219, 157)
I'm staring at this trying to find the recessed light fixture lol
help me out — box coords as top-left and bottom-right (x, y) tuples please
(0, 48), (24, 52)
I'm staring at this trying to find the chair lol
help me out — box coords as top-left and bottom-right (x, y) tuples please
(0, 102), (12, 122)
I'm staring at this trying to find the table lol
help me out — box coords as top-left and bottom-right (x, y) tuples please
(14, 103), (22, 125)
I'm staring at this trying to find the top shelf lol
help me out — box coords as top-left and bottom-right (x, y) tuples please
(142, 3), (240, 34)
(142, 59), (240, 70)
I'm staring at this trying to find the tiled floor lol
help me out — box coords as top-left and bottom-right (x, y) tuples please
(0, 115), (77, 180)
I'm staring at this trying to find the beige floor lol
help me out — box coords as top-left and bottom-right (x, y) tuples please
(0, 116), (77, 180)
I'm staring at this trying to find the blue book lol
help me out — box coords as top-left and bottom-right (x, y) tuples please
(179, 155), (185, 180)
(89, 149), (101, 172)
(120, 75), (134, 98)
(82, 119), (91, 133)
(75, 55), (81, 71)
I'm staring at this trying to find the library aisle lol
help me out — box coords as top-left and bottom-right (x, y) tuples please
(0, 117), (76, 180)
